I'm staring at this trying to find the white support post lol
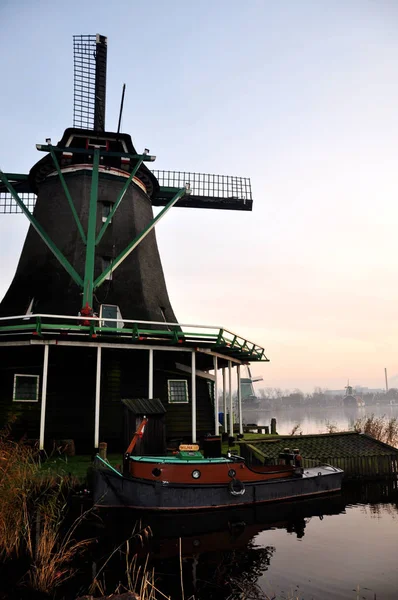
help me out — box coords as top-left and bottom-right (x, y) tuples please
(213, 356), (219, 435)
(222, 367), (227, 434)
(228, 361), (233, 437)
(191, 351), (197, 443)
(39, 344), (49, 450)
(148, 348), (153, 398)
(94, 346), (102, 449)
(237, 364), (243, 435)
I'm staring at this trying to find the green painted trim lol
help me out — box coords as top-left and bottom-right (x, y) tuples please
(0, 171), (83, 288)
(49, 146), (87, 244)
(95, 454), (123, 476)
(94, 187), (187, 289)
(82, 149), (100, 307)
(96, 158), (144, 245)
(129, 455), (231, 465)
(0, 320), (268, 361)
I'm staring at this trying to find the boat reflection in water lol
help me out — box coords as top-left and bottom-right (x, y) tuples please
(93, 493), (346, 599)
(90, 481), (398, 600)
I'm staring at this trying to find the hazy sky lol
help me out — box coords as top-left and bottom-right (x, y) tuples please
(1, 1), (398, 392)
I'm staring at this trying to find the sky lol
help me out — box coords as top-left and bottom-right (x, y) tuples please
(1, 0), (398, 392)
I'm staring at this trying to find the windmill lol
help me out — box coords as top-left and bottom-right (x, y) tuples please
(240, 366), (264, 407)
(0, 35), (267, 452)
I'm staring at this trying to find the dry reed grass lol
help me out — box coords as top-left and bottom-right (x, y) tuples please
(0, 423), (92, 594)
(352, 414), (398, 447)
(323, 414), (398, 448)
(89, 524), (158, 599)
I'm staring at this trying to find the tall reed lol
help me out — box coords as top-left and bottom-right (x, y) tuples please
(0, 424), (91, 594)
(352, 414), (398, 447)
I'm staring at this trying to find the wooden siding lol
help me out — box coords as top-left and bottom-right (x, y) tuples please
(0, 345), (215, 452)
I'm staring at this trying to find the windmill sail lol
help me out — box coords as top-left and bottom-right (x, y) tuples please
(73, 34), (107, 131)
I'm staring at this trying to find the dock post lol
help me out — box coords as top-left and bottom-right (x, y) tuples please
(39, 344), (49, 450)
(213, 356), (219, 434)
(228, 361), (233, 437)
(148, 348), (153, 398)
(237, 364), (243, 435)
(191, 351), (197, 443)
(271, 418), (277, 435)
(94, 346), (102, 450)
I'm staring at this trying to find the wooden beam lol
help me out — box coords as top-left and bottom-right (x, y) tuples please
(175, 362), (216, 381)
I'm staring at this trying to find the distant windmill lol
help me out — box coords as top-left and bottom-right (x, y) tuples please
(0, 35), (266, 452)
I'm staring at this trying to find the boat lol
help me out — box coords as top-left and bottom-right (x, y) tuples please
(91, 423), (343, 511)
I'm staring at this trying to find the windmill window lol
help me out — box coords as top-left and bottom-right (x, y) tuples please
(13, 374), (39, 402)
(100, 304), (124, 329)
(102, 257), (113, 281)
(168, 379), (189, 404)
(101, 202), (113, 223)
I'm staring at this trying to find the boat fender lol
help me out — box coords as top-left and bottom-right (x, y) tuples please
(228, 478), (246, 496)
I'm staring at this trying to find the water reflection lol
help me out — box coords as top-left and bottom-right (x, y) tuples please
(90, 482), (398, 600)
(248, 404), (398, 435)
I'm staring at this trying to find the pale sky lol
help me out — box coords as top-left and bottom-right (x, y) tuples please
(1, 1), (398, 392)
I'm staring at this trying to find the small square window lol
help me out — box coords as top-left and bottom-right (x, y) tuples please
(100, 304), (124, 328)
(168, 379), (189, 404)
(102, 202), (113, 223)
(13, 374), (39, 402)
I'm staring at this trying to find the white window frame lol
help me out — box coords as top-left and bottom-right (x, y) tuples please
(99, 304), (124, 328)
(13, 374), (39, 403)
(168, 379), (189, 404)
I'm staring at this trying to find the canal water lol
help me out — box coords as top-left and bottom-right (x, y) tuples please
(91, 406), (398, 600)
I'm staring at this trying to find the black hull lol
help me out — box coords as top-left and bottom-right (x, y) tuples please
(91, 465), (343, 511)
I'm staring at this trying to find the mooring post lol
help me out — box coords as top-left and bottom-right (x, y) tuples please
(39, 344), (49, 450)
(98, 441), (107, 459)
(271, 418), (277, 435)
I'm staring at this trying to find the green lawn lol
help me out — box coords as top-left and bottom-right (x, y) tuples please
(40, 453), (123, 480)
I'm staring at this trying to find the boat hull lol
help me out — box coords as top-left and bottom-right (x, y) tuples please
(91, 465), (343, 511)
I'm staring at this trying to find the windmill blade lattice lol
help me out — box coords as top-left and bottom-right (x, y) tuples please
(73, 34), (107, 131)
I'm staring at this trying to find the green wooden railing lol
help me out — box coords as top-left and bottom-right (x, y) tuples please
(0, 314), (268, 362)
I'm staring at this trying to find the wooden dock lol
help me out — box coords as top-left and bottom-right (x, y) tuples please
(239, 432), (398, 480)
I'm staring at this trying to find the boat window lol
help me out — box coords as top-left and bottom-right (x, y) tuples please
(100, 304), (124, 329)
(168, 379), (189, 403)
(13, 374), (39, 402)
